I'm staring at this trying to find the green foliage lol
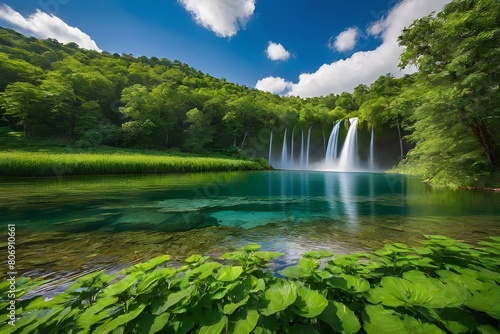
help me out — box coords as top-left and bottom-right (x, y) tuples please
(2, 236), (500, 333)
(397, 0), (500, 186)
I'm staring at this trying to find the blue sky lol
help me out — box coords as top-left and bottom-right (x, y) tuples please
(0, 0), (450, 97)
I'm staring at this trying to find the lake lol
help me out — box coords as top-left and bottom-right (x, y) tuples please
(1, 170), (499, 295)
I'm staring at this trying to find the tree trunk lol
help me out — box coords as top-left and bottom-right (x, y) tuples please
(458, 107), (500, 171)
(470, 119), (500, 170)
(396, 120), (404, 159)
(240, 129), (248, 149)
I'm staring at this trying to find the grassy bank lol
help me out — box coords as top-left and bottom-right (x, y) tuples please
(0, 129), (268, 177)
(1, 236), (499, 333)
(0, 151), (267, 177)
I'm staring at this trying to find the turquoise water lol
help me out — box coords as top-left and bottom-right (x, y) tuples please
(1, 170), (499, 293)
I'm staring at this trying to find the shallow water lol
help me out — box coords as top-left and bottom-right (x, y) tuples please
(1, 170), (499, 295)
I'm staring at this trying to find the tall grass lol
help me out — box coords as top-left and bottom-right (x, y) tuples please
(0, 152), (267, 177)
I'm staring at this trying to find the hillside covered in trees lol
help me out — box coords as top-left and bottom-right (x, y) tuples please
(0, 0), (498, 188)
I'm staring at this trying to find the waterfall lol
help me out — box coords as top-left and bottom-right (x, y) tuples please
(305, 126), (312, 167)
(300, 128), (305, 167)
(325, 120), (341, 163)
(268, 129), (273, 165)
(369, 126), (374, 170)
(290, 127), (295, 166)
(281, 128), (288, 167)
(337, 118), (358, 171)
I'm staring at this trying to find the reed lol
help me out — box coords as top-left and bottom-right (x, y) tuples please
(0, 152), (266, 177)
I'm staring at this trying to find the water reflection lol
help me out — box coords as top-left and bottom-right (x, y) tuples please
(1, 171), (499, 296)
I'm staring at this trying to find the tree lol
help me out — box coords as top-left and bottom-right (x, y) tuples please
(398, 0), (500, 171)
(184, 108), (213, 151)
(0, 82), (42, 138)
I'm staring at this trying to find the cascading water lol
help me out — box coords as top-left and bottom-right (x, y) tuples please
(305, 126), (312, 167)
(300, 128), (305, 167)
(369, 126), (374, 170)
(281, 128), (288, 168)
(337, 118), (358, 171)
(325, 120), (341, 163)
(273, 120), (382, 171)
(268, 129), (273, 165)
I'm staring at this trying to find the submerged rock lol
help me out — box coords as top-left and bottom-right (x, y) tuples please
(110, 211), (219, 232)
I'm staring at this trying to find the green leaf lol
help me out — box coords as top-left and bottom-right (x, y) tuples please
(199, 311), (227, 334)
(465, 284), (500, 320)
(403, 314), (446, 334)
(184, 254), (208, 265)
(124, 255), (170, 273)
(77, 297), (120, 329)
(299, 257), (320, 270)
(169, 314), (195, 334)
(477, 324), (500, 334)
(94, 303), (146, 334)
(223, 295), (249, 315)
(249, 276), (265, 293)
(363, 305), (409, 334)
(303, 250), (334, 259)
(254, 327), (274, 334)
(279, 265), (311, 278)
(136, 268), (176, 294)
(151, 285), (195, 314)
(192, 262), (222, 279)
(228, 307), (259, 334)
(102, 273), (140, 296)
(435, 308), (476, 334)
(368, 276), (468, 309)
(293, 286), (328, 318)
(261, 280), (297, 316)
(436, 270), (483, 291)
(241, 244), (261, 252)
(216, 266), (243, 282)
(319, 301), (361, 334)
(327, 274), (370, 293)
(220, 251), (247, 261)
(314, 270), (333, 280)
(137, 313), (171, 334)
(253, 251), (283, 261)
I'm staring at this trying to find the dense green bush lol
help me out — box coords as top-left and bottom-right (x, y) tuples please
(1, 236), (499, 333)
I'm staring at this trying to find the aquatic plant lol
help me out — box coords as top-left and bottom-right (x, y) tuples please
(1, 235), (499, 333)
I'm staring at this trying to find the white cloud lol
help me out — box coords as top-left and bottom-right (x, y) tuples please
(328, 27), (358, 52)
(265, 41), (291, 61)
(256, 0), (451, 98)
(0, 5), (101, 51)
(255, 76), (292, 94)
(179, 0), (255, 38)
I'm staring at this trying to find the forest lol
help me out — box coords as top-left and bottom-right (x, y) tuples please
(0, 0), (498, 188)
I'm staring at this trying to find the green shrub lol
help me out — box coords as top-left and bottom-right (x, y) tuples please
(1, 236), (499, 333)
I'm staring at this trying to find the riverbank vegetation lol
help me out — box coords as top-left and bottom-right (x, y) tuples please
(0, 151), (267, 177)
(1, 235), (499, 333)
(0, 0), (498, 186)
